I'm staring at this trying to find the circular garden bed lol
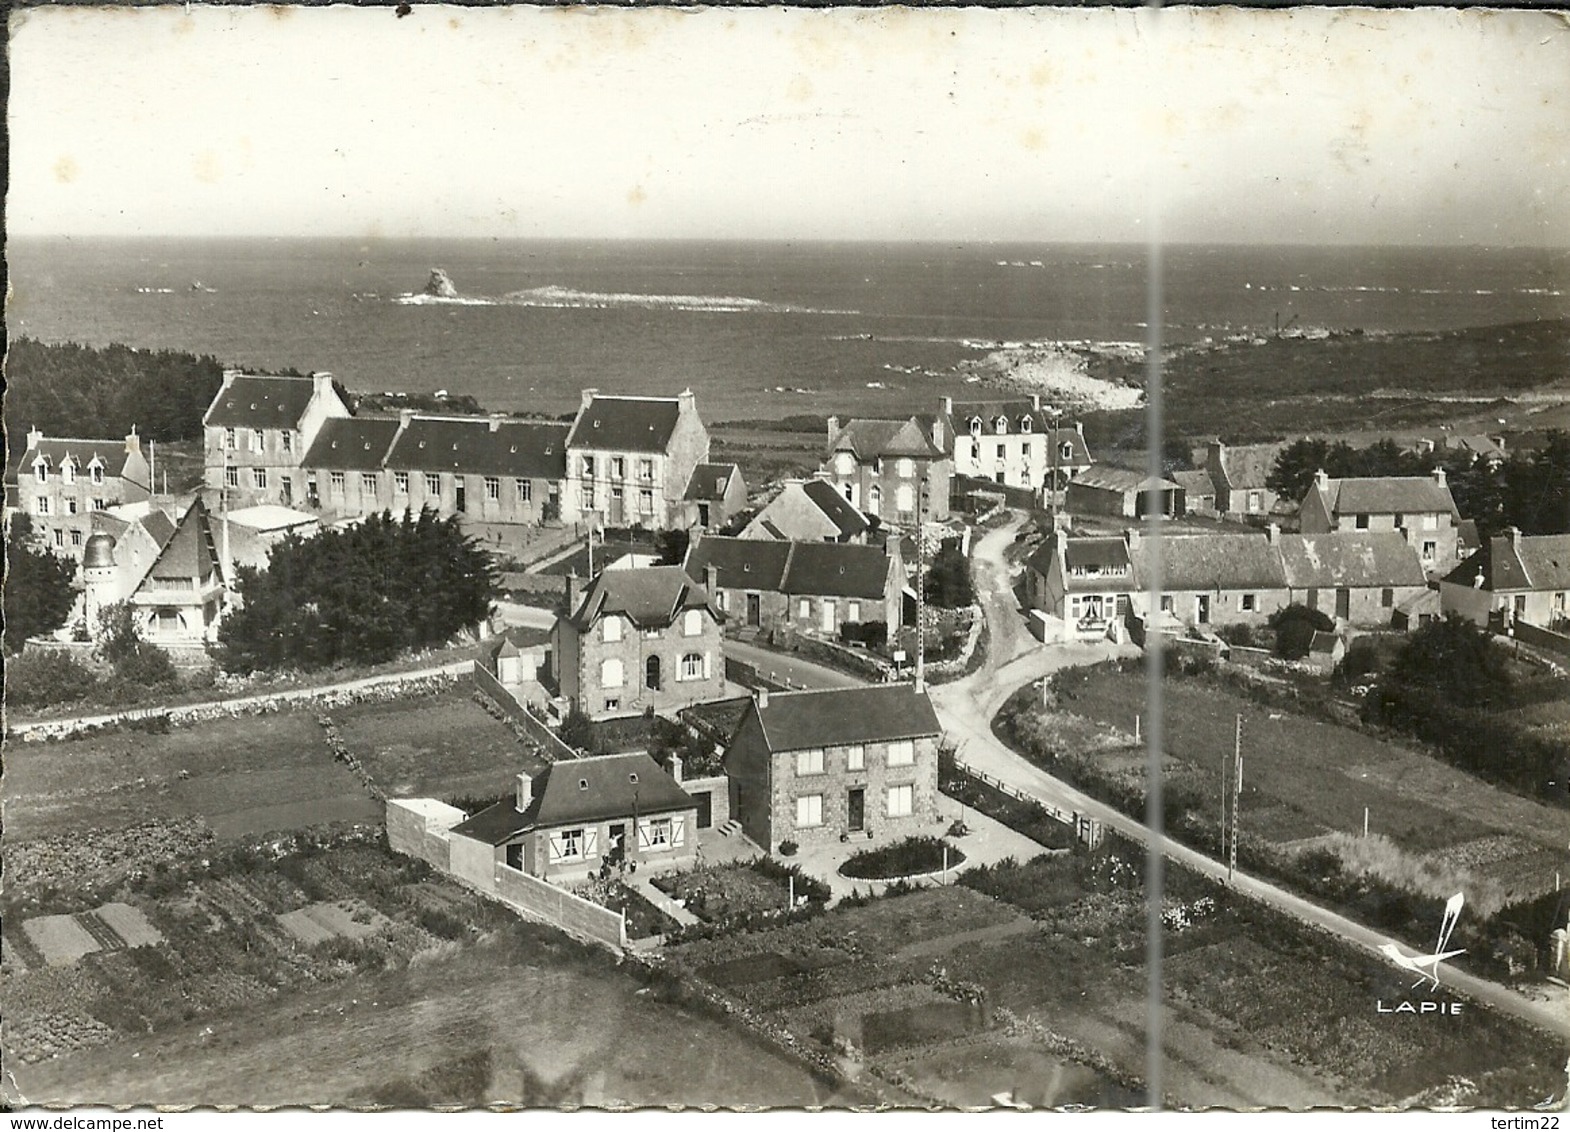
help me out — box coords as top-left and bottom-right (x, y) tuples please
(839, 835), (966, 880)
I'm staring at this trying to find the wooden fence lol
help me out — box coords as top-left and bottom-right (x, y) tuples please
(950, 754), (1103, 848)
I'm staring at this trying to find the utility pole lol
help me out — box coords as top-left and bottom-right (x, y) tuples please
(914, 466), (926, 692)
(1228, 713), (1242, 881)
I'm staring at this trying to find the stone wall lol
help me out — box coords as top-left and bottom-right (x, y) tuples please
(678, 773), (731, 829)
(495, 862), (626, 948)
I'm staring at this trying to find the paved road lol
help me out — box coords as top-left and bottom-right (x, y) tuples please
(725, 638), (868, 691)
(934, 512), (1570, 1041)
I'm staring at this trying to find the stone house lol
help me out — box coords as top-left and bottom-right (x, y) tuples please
(1025, 533), (1137, 642)
(1172, 469), (1217, 516)
(551, 566), (727, 720)
(565, 390), (711, 531)
(681, 462), (747, 531)
(1145, 531), (1293, 630)
(683, 534), (903, 635)
(1439, 528), (1570, 631)
(12, 429), (152, 567)
(302, 412), (569, 530)
(203, 371), (352, 509)
(1298, 467), (1461, 574)
(1063, 465), (1180, 520)
(723, 683), (942, 854)
(451, 752), (698, 882)
(823, 415), (952, 525)
(84, 497), (228, 644)
(1276, 529), (1429, 627)
(1204, 440), (1282, 519)
(941, 395), (1092, 498)
(742, 476), (871, 544)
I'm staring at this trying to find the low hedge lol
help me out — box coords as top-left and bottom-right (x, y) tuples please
(840, 835), (964, 880)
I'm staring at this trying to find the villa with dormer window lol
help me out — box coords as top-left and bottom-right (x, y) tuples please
(939, 395), (1092, 500)
(10, 428), (152, 568)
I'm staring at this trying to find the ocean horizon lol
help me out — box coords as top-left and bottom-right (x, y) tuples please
(8, 237), (1567, 423)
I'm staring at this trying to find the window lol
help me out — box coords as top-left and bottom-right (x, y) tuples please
(970, 442), (981, 461)
(798, 598), (811, 621)
(92, 498), (108, 512)
(896, 484), (915, 513)
(550, 828), (587, 863)
(394, 472), (409, 494)
(61, 462), (76, 486)
(516, 479), (532, 502)
(796, 748), (825, 776)
(1393, 513), (1404, 528)
(1381, 588), (1394, 608)
(887, 784), (914, 817)
(604, 698), (620, 712)
(1355, 513), (1369, 530)
(485, 476), (500, 501)
(253, 468), (268, 489)
(898, 458), (914, 478)
(281, 431), (294, 454)
(66, 498), (79, 515)
(602, 616), (623, 643)
(994, 416), (1007, 434)
(1020, 416), (1033, 433)
(1161, 595), (1174, 613)
(996, 444), (1007, 460)
(225, 467), (240, 490)
(361, 473), (378, 493)
(90, 464), (104, 485)
(223, 428), (237, 450)
(796, 794), (824, 828)
(53, 529), (65, 547)
(846, 744), (865, 772)
(1422, 540), (1437, 561)
(425, 473), (441, 495)
(868, 485), (881, 515)
(848, 601), (861, 622)
(969, 418), (982, 436)
(1248, 491), (1262, 513)
(683, 608), (703, 637)
(1241, 593), (1257, 612)
(249, 429), (263, 453)
(1060, 442), (1074, 462)
(611, 457), (626, 479)
(329, 471), (346, 492)
(887, 739), (915, 767)
(34, 460), (50, 484)
(70, 529), (83, 547)
(639, 459), (654, 481)
(1020, 441), (1032, 460)
(582, 456), (596, 477)
(642, 817), (672, 850)
(640, 489), (654, 515)
(600, 657), (625, 688)
(681, 652), (704, 680)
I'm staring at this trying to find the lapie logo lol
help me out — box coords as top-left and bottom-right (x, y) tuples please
(1376, 892), (1466, 1016)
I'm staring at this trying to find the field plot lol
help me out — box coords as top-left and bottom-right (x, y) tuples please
(22, 915), (103, 968)
(1054, 669), (1568, 899)
(277, 901), (391, 945)
(2, 711), (379, 847)
(329, 688), (526, 800)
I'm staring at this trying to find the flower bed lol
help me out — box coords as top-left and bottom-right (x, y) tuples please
(840, 836), (965, 880)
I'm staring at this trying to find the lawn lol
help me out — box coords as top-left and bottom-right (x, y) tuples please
(329, 686), (531, 799)
(1047, 667), (1568, 891)
(1, 710), (380, 849)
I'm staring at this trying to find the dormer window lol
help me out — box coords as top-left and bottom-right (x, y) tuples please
(579, 779), (590, 791)
(994, 416), (1008, 434)
(1020, 417), (1033, 433)
(90, 463), (105, 485)
(34, 460), (49, 484)
(1060, 442), (1074, 462)
(61, 460), (76, 486)
(628, 773), (639, 785)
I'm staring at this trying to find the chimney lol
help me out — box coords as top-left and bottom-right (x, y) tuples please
(1030, 393), (1042, 411)
(1075, 420), (1084, 437)
(398, 408), (415, 429)
(516, 771), (533, 811)
(1265, 522), (1280, 545)
(930, 416), (945, 451)
(124, 429), (142, 455)
(678, 388), (696, 413)
(566, 570), (582, 615)
(668, 753), (683, 785)
(580, 387), (599, 412)
(1313, 468), (1330, 493)
(1208, 439), (1225, 463)
(489, 413), (504, 433)
(827, 415), (840, 445)
(703, 563), (719, 600)
(756, 687), (769, 711)
(1432, 466), (1447, 488)
(941, 395), (954, 416)
(1126, 527), (1142, 552)
(1506, 525), (1522, 548)
(312, 372), (335, 398)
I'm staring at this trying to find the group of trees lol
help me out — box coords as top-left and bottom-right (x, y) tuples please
(924, 537), (975, 608)
(216, 508), (500, 674)
(1266, 430), (1570, 539)
(4, 514), (78, 652)
(5, 338), (225, 461)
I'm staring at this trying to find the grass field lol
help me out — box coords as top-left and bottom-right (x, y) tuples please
(2, 711), (380, 848)
(1050, 668), (1569, 903)
(329, 687), (528, 800)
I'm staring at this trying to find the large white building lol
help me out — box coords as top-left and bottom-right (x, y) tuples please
(939, 395), (1092, 499)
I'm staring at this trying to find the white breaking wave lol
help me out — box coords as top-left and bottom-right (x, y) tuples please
(394, 283), (857, 315)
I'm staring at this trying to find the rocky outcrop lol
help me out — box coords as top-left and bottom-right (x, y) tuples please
(422, 268), (459, 299)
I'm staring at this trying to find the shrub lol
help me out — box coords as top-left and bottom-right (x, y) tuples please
(841, 835), (964, 880)
(1216, 624), (1262, 649)
(1269, 603), (1335, 659)
(6, 649), (100, 707)
(778, 839), (799, 857)
(924, 538), (975, 608)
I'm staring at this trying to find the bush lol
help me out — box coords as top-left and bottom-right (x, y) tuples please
(1269, 603), (1335, 659)
(1216, 623), (1263, 649)
(838, 621), (889, 651)
(778, 839), (799, 857)
(6, 649), (100, 707)
(924, 538), (975, 608)
(841, 835), (964, 879)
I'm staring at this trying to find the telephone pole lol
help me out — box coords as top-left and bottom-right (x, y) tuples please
(1228, 713), (1242, 881)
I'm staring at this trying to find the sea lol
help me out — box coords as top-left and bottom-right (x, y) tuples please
(7, 238), (1567, 423)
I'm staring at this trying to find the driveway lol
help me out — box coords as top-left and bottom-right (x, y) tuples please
(725, 638), (868, 691)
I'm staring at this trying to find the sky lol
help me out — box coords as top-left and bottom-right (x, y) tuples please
(8, 5), (1569, 246)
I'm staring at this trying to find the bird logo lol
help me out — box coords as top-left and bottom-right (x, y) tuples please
(1377, 892), (1466, 992)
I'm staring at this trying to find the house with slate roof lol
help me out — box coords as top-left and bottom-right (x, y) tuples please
(451, 751), (698, 882)
(1172, 469), (1217, 516)
(1026, 533), (1136, 642)
(1440, 528), (1570, 632)
(552, 565), (727, 720)
(565, 389), (711, 531)
(1204, 440), (1283, 519)
(12, 428), (152, 568)
(1299, 467), (1461, 573)
(1064, 465), (1180, 520)
(823, 414), (951, 525)
(940, 395), (1092, 500)
(682, 462), (746, 531)
(723, 683), (942, 853)
(741, 476), (872, 544)
(82, 498), (229, 644)
(1276, 529), (1429, 626)
(302, 411), (569, 529)
(203, 371), (352, 509)
(684, 534), (903, 636)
